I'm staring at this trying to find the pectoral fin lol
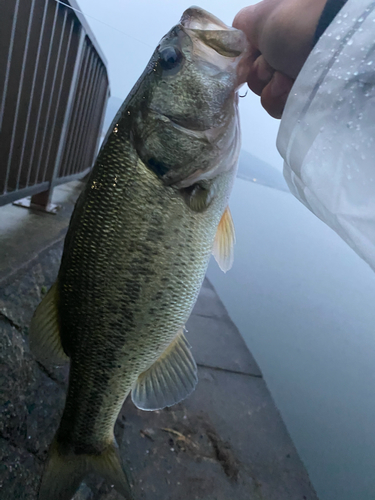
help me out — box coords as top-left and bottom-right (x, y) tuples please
(212, 206), (235, 272)
(29, 282), (69, 367)
(132, 329), (198, 411)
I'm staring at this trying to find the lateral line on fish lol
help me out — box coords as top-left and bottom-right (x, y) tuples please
(197, 363), (263, 379)
(54, 0), (153, 48)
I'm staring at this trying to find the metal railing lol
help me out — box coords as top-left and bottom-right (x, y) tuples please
(0, 0), (109, 212)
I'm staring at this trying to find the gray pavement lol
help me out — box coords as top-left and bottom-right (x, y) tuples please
(0, 182), (318, 500)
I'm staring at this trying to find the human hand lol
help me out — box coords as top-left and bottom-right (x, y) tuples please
(233, 0), (327, 118)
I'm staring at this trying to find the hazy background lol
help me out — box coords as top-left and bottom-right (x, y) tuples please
(74, 1), (375, 499)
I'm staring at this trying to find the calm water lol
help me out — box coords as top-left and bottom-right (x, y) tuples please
(207, 178), (375, 500)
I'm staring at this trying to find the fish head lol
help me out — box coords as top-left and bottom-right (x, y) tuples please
(130, 6), (250, 193)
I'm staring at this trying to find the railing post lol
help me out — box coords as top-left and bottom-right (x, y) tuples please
(16, 25), (86, 213)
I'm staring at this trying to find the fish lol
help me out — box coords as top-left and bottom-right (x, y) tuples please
(29, 6), (249, 500)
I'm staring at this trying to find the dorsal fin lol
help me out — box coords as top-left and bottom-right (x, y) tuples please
(29, 282), (69, 367)
(212, 206), (235, 272)
(132, 329), (197, 411)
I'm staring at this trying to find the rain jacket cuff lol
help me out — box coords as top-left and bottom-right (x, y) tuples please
(314, 0), (349, 44)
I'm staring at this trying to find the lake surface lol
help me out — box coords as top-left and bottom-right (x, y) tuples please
(207, 178), (375, 500)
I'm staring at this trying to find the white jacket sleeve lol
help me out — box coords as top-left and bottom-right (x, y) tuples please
(277, 0), (375, 269)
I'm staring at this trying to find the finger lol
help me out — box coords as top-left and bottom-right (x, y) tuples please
(260, 71), (294, 119)
(247, 54), (275, 96)
(232, 5), (261, 47)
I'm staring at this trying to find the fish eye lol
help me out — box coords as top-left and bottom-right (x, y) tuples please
(159, 46), (182, 70)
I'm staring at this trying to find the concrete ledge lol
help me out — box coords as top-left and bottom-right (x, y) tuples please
(187, 281), (262, 377)
(0, 182), (318, 500)
(0, 181), (82, 286)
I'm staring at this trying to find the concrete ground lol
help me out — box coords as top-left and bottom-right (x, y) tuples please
(0, 182), (318, 500)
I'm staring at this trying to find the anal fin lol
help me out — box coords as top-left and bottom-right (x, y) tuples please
(132, 329), (198, 411)
(29, 282), (69, 367)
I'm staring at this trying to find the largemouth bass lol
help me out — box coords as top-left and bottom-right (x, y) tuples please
(30, 6), (249, 500)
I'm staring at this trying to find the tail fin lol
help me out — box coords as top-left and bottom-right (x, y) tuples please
(38, 438), (133, 500)
(90, 440), (133, 499)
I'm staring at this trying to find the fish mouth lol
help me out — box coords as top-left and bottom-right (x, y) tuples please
(180, 6), (231, 31)
(179, 6), (250, 86)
